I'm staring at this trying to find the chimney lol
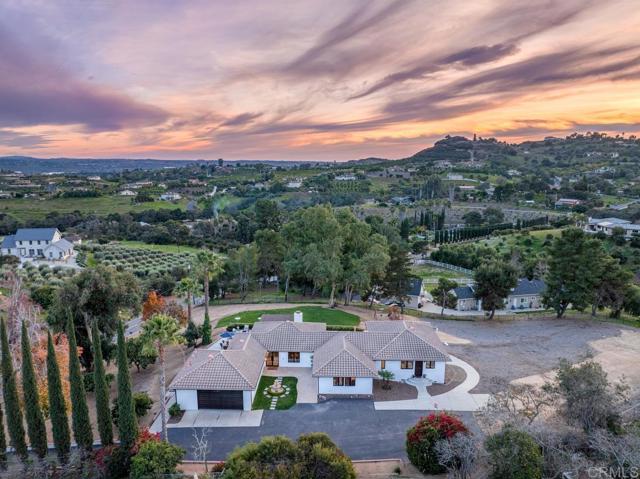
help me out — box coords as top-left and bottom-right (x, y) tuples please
(294, 311), (303, 323)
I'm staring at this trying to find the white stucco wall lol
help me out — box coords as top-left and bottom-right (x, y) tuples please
(278, 351), (313, 367)
(376, 360), (446, 383)
(318, 377), (373, 395)
(175, 390), (198, 410)
(243, 391), (253, 411)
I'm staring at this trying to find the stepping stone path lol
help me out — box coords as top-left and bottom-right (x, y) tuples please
(262, 376), (291, 410)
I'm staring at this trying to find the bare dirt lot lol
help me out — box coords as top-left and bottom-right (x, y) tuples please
(428, 316), (640, 396)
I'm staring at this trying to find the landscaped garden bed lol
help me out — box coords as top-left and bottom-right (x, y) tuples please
(373, 379), (418, 402)
(217, 306), (359, 328)
(252, 376), (298, 410)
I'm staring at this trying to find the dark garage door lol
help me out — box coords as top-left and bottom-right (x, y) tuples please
(197, 390), (243, 409)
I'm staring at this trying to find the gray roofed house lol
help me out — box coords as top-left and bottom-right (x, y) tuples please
(14, 228), (59, 242)
(312, 334), (378, 378)
(171, 318), (450, 410)
(453, 285), (475, 299)
(511, 279), (545, 296)
(452, 285), (480, 312)
(507, 278), (546, 310)
(1, 235), (16, 250)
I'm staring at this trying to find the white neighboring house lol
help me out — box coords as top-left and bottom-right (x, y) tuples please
(1, 228), (74, 260)
(159, 192), (182, 201)
(118, 189), (137, 196)
(170, 315), (449, 410)
(584, 217), (640, 239)
(406, 278), (427, 309)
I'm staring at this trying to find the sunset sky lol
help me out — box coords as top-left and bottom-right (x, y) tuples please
(1, 0), (640, 161)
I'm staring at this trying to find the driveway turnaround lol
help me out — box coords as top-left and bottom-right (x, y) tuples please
(168, 399), (475, 460)
(374, 355), (489, 411)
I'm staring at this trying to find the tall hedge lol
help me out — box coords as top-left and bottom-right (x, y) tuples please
(47, 331), (70, 462)
(66, 314), (93, 451)
(92, 322), (113, 446)
(21, 321), (48, 458)
(0, 400), (7, 469)
(0, 318), (27, 461)
(201, 312), (212, 345)
(116, 319), (138, 450)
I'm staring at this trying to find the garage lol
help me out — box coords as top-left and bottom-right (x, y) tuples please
(197, 390), (244, 410)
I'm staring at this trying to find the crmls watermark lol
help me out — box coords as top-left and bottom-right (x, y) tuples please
(587, 466), (640, 478)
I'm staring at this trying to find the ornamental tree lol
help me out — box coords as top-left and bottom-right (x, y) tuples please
(406, 412), (469, 475)
(485, 427), (543, 479)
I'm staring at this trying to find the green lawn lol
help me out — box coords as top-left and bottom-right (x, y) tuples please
(252, 376), (298, 410)
(0, 196), (187, 221)
(412, 264), (471, 281)
(217, 306), (359, 328)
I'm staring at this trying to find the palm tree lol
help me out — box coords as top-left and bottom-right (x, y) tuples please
(141, 314), (184, 441)
(195, 250), (224, 319)
(174, 277), (201, 323)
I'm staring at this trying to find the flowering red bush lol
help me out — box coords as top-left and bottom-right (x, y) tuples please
(406, 412), (468, 474)
(132, 427), (160, 454)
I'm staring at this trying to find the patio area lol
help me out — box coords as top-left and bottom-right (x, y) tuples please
(263, 367), (318, 403)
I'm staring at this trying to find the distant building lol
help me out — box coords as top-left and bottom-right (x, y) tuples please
(584, 217), (640, 239)
(554, 198), (581, 209)
(119, 189), (137, 196)
(1, 228), (74, 260)
(447, 173), (463, 181)
(334, 174), (357, 181)
(159, 192), (182, 201)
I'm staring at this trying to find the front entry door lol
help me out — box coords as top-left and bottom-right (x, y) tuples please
(414, 361), (423, 378)
(266, 351), (279, 367)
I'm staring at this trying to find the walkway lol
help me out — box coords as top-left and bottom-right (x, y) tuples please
(263, 367), (318, 403)
(374, 355), (489, 411)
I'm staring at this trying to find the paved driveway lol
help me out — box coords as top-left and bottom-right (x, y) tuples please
(263, 367), (318, 403)
(168, 399), (476, 460)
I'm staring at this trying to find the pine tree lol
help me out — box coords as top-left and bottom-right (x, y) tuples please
(92, 322), (113, 446)
(201, 312), (212, 345)
(0, 400), (7, 470)
(20, 321), (48, 458)
(47, 331), (70, 463)
(0, 318), (27, 461)
(66, 314), (93, 452)
(116, 319), (138, 450)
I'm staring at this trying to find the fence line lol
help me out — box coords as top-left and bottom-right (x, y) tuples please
(421, 259), (473, 276)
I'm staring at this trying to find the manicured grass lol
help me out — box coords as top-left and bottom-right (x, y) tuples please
(252, 376), (298, 410)
(0, 195), (187, 221)
(217, 306), (359, 328)
(412, 264), (471, 280)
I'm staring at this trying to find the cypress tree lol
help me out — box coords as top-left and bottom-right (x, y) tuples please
(201, 312), (212, 345)
(116, 320), (138, 450)
(0, 398), (7, 469)
(0, 318), (27, 461)
(66, 314), (93, 452)
(47, 331), (70, 463)
(20, 321), (48, 458)
(92, 322), (113, 446)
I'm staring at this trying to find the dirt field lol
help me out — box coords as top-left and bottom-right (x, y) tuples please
(427, 316), (640, 396)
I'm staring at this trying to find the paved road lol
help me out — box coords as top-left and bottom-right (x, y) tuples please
(168, 400), (475, 460)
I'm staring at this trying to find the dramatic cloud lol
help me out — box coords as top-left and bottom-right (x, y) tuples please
(0, 26), (168, 131)
(0, 0), (639, 160)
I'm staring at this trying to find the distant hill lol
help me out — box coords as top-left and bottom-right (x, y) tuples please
(0, 156), (325, 174)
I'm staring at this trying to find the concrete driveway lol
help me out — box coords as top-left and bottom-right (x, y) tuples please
(168, 399), (477, 460)
(263, 367), (318, 403)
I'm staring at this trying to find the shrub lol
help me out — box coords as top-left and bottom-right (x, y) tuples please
(130, 440), (185, 479)
(133, 392), (153, 418)
(485, 427), (542, 479)
(406, 412), (468, 474)
(169, 403), (182, 418)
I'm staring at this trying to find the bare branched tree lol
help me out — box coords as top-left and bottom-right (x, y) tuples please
(191, 427), (212, 472)
(478, 377), (557, 432)
(434, 434), (479, 479)
(588, 429), (640, 477)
